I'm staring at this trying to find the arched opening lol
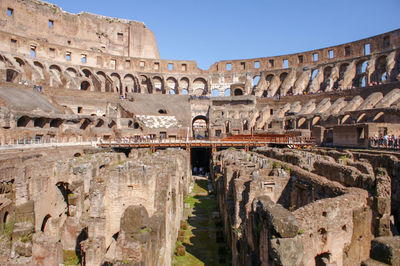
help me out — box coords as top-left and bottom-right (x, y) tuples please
(80, 81), (90, 91)
(253, 75), (260, 87)
(34, 117), (46, 128)
(111, 73), (122, 95)
(95, 119), (104, 128)
(34, 61), (44, 69)
(41, 214), (51, 232)
(123, 74), (135, 93)
(224, 88), (231, 97)
(140, 75), (152, 94)
(14, 57), (25, 67)
(82, 69), (92, 78)
(234, 88), (243, 96)
(193, 77), (208, 96)
(49, 64), (62, 73)
(341, 114), (351, 124)
(280, 72), (288, 82)
(211, 89), (220, 97)
(152, 76), (164, 94)
(310, 69), (318, 81)
(312, 116), (321, 126)
(374, 56), (387, 82)
(182, 89), (188, 95)
(166, 77), (178, 94)
(17, 116), (30, 127)
(179, 77), (189, 94)
(50, 118), (63, 128)
(192, 116), (208, 139)
(3, 211), (10, 228)
(158, 109), (167, 114)
(373, 112), (385, 122)
(133, 122), (140, 129)
(66, 67), (78, 78)
(6, 69), (18, 82)
(357, 113), (366, 123)
(243, 120), (249, 131)
(225, 121), (230, 134)
(80, 119), (91, 130)
(108, 120), (116, 128)
(315, 252), (332, 266)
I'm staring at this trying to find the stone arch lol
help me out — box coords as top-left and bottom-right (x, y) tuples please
(95, 119), (104, 128)
(80, 81), (90, 91)
(166, 77), (178, 94)
(82, 69), (92, 78)
(211, 89), (220, 97)
(152, 76), (165, 94)
(312, 116), (321, 126)
(234, 88), (244, 96)
(253, 75), (260, 87)
(242, 120), (249, 131)
(225, 120), (231, 133)
(14, 57), (25, 67)
(179, 77), (189, 95)
(192, 115), (208, 138)
(374, 55), (388, 82)
(297, 117), (307, 128)
(123, 74), (135, 94)
(96, 71), (112, 92)
(224, 88), (231, 97)
(3, 211), (10, 227)
(373, 112), (385, 122)
(140, 75), (152, 94)
(50, 118), (63, 128)
(110, 73), (122, 95)
(6, 69), (19, 82)
(34, 117), (46, 128)
(322, 66), (333, 91)
(339, 63), (349, 80)
(41, 214), (51, 233)
(66, 67), (78, 78)
(17, 116), (30, 127)
(341, 114), (351, 124)
(49, 64), (62, 73)
(193, 77), (208, 96)
(33, 61), (44, 69)
(356, 113), (367, 123)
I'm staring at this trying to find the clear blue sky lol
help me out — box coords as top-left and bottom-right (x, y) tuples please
(48, 0), (400, 70)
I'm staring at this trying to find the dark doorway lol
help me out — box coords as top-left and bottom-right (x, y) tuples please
(191, 148), (211, 175)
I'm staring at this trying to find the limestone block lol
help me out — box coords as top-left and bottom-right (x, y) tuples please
(370, 236), (400, 265)
(254, 196), (299, 238)
(270, 237), (303, 266)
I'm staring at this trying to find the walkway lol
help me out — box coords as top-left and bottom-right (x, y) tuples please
(173, 176), (230, 265)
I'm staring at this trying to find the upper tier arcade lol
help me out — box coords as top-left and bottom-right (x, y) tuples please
(0, 0), (160, 59)
(0, 0), (399, 99)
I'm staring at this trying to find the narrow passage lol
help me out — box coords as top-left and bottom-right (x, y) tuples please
(173, 175), (231, 265)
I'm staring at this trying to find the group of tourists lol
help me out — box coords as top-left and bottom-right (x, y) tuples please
(370, 134), (400, 149)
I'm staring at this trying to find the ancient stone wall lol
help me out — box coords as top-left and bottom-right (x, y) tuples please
(0, 146), (193, 265)
(211, 149), (372, 266)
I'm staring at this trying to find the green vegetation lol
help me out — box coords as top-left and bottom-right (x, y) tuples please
(139, 227), (151, 234)
(339, 155), (348, 164)
(3, 220), (14, 242)
(63, 250), (79, 266)
(20, 229), (33, 243)
(232, 226), (242, 238)
(272, 161), (281, 169)
(298, 229), (305, 235)
(173, 179), (230, 265)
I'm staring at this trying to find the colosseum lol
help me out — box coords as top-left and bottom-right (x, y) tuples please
(0, 0), (399, 265)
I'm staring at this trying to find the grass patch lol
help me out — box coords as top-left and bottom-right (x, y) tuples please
(20, 229), (33, 243)
(63, 250), (79, 266)
(3, 220), (14, 242)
